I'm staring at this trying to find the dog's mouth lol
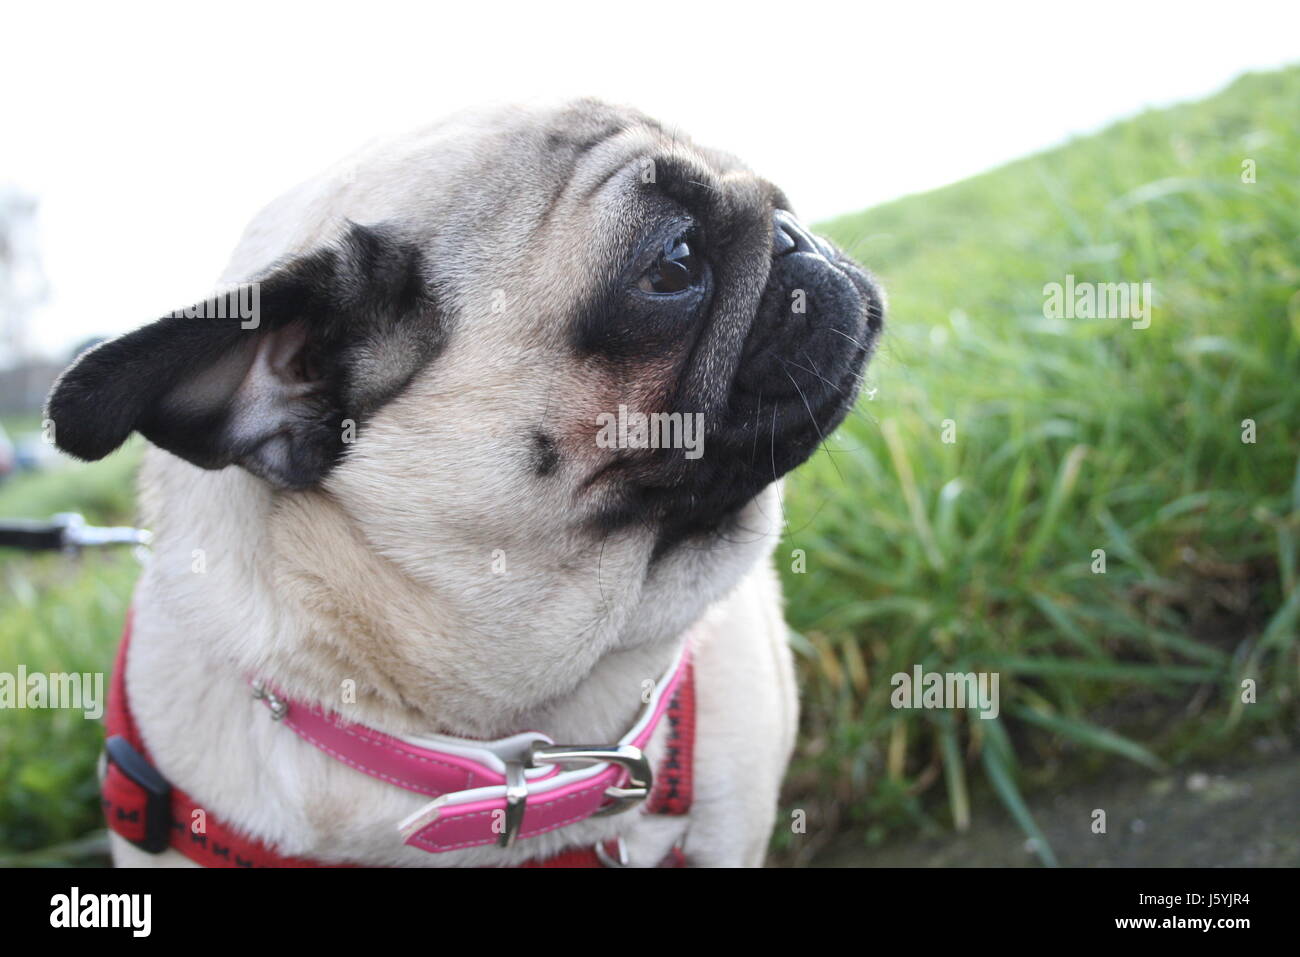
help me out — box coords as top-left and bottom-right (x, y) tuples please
(730, 211), (883, 453)
(586, 210), (883, 541)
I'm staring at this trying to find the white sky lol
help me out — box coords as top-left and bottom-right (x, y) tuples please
(3, 1), (1297, 359)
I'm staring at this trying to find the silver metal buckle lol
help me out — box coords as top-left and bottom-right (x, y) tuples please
(496, 743), (653, 848)
(529, 744), (653, 817)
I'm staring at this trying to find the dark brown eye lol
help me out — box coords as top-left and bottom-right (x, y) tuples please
(637, 232), (703, 294)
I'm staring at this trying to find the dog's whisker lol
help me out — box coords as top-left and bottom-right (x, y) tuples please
(780, 366), (845, 485)
(826, 326), (869, 350)
(780, 354), (875, 443)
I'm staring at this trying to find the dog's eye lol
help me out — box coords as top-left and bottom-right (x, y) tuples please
(637, 232), (702, 294)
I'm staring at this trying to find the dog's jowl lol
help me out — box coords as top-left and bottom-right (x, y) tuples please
(46, 99), (882, 868)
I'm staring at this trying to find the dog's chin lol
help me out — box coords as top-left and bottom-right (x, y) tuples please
(590, 249), (882, 546)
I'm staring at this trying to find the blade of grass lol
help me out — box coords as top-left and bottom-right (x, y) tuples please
(1008, 703), (1165, 771)
(980, 717), (1058, 867)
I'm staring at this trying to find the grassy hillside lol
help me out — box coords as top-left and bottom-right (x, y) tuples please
(2, 66), (1297, 865)
(776, 67), (1300, 862)
(0, 439), (141, 863)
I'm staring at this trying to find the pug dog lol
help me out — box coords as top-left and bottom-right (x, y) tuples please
(47, 99), (882, 867)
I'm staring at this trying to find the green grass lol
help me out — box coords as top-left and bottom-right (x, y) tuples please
(775, 66), (1300, 862)
(0, 442), (142, 865)
(2, 67), (1298, 866)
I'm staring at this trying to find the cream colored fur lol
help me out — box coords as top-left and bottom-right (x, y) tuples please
(110, 102), (799, 868)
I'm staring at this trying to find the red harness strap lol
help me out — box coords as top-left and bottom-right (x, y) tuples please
(102, 614), (694, 868)
(647, 650), (696, 816)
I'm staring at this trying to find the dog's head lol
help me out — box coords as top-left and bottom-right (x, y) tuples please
(50, 100), (880, 537)
(48, 100), (881, 668)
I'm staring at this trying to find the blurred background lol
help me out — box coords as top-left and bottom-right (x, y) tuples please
(1, 2), (1297, 866)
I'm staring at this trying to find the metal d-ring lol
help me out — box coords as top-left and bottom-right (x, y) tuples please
(594, 836), (631, 868)
(250, 681), (288, 721)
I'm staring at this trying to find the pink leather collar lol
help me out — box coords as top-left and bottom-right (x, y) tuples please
(251, 642), (691, 854)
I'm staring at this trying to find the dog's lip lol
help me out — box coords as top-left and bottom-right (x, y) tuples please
(804, 246), (885, 336)
(579, 449), (685, 494)
(839, 258), (885, 335)
(580, 454), (633, 492)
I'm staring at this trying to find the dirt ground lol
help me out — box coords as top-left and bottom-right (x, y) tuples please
(813, 751), (1300, 868)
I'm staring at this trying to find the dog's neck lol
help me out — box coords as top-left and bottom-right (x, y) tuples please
(137, 450), (724, 741)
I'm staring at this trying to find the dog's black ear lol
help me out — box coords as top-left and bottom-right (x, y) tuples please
(46, 223), (441, 488)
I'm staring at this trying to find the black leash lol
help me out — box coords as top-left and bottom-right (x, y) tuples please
(0, 513), (151, 553)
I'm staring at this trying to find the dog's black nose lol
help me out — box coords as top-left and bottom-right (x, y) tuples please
(773, 209), (825, 258)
